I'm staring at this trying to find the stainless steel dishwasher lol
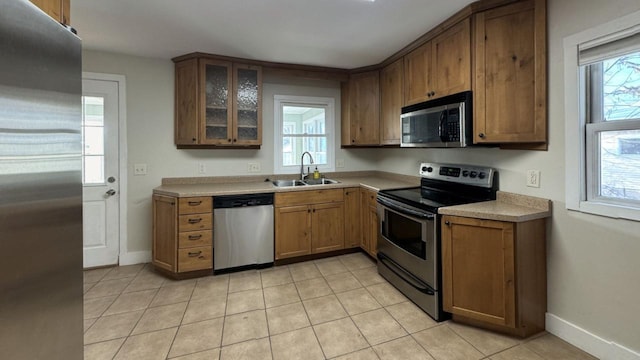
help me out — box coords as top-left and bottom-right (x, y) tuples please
(213, 193), (274, 273)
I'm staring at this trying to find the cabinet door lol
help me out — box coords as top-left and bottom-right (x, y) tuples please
(359, 188), (377, 253)
(343, 188), (361, 248)
(30, 0), (62, 22)
(431, 18), (471, 99)
(275, 205), (312, 259)
(380, 59), (403, 145)
(441, 216), (516, 327)
(175, 59), (200, 145)
(366, 205), (379, 257)
(152, 195), (178, 272)
(311, 202), (345, 253)
(233, 64), (262, 145)
(200, 59), (233, 145)
(404, 41), (432, 106)
(348, 71), (380, 145)
(474, 0), (546, 144)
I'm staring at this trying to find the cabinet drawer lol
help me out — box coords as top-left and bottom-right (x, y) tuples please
(275, 189), (343, 207)
(178, 246), (212, 272)
(179, 197), (212, 215)
(178, 230), (212, 249)
(179, 213), (213, 232)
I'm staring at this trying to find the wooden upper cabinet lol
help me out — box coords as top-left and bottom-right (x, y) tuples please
(30, 0), (70, 24)
(404, 41), (432, 106)
(342, 71), (380, 146)
(473, 0), (546, 144)
(174, 56), (262, 147)
(404, 18), (471, 106)
(380, 59), (403, 145)
(431, 18), (471, 99)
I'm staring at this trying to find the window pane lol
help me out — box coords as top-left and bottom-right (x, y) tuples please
(283, 106), (325, 135)
(83, 126), (104, 156)
(602, 52), (640, 121)
(304, 137), (327, 165)
(83, 96), (104, 126)
(599, 129), (640, 200)
(84, 156), (105, 184)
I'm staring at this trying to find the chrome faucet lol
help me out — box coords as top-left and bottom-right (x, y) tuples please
(300, 151), (315, 181)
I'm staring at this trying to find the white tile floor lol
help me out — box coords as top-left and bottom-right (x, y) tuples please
(83, 252), (598, 360)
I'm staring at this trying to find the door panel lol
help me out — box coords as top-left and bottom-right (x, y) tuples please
(275, 205), (311, 259)
(311, 202), (345, 253)
(82, 78), (120, 268)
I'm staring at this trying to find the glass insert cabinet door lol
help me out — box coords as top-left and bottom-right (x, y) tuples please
(232, 64), (262, 145)
(200, 59), (233, 145)
(199, 60), (262, 145)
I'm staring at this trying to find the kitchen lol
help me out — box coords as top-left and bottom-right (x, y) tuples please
(2, 0), (640, 359)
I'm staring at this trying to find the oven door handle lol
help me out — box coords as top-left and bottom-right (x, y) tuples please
(377, 196), (435, 220)
(377, 253), (436, 296)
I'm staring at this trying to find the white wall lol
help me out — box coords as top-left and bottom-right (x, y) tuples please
(81, 51), (377, 256)
(83, 0), (640, 354)
(377, 0), (640, 355)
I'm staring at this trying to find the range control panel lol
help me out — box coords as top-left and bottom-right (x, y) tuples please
(419, 162), (495, 188)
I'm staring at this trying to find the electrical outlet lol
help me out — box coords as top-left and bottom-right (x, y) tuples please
(526, 170), (541, 188)
(336, 159), (345, 168)
(133, 163), (147, 176)
(248, 163), (261, 173)
(198, 163), (206, 174)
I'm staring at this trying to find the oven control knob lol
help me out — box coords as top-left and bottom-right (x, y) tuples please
(422, 166), (433, 173)
(462, 170), (469, 177)
(469, 171), (478, 178)
(478, 172), (486, 179)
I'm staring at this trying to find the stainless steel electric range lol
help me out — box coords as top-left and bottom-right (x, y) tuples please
(376, 162), (498, 321)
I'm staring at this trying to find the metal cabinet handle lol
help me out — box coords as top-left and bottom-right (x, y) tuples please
(188, 234), (202, 240)
(478, 133), (485, 138)
(188, 251), (202, 257)
(445, 221), (451, 226)
(188, 218), (202, 224)
(188, 200), (202, 206)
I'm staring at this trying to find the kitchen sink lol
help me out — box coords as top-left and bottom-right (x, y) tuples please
(302, 178), (340, 185)
(272, 179), (307, 187)
(272, 178), (340, 187)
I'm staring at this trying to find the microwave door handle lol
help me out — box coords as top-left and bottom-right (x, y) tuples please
(438, 110), (448, 142)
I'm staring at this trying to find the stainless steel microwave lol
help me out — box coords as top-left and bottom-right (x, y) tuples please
(400, 91), (472, 148)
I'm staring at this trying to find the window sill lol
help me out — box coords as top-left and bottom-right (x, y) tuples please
(568, 200), (640, 222)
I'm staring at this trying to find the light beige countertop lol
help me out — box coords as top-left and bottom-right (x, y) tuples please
(153, 171), (419, 197)
(438, 191), (552, 222)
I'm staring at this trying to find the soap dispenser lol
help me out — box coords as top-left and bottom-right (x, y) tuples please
(313, 166), (320, 180)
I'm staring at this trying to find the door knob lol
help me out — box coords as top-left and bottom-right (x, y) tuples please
(105, 189), (116, 196)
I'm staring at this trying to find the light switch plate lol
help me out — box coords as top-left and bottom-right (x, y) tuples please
(248, 163), (261, 173)
(526, 170), (541, 188)
(198, 163), (206, 174)
(133, 163), (147, 176)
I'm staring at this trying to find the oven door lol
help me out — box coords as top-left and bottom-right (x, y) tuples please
(376, 195), (437, 287)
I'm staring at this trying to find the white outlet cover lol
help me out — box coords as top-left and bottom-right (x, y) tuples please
(526, 170), (541, 188)
(133, 163), (147, 176)
(336, 159), (345, 168)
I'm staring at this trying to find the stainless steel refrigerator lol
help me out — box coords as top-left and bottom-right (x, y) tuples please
(0, 1), (83, 359)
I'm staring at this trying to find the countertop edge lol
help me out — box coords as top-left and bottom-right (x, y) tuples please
(438, 192), (552, 223)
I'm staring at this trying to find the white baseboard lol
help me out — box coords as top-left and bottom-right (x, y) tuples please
(119, 250), (151, 266)
(546, 313), (640, 360)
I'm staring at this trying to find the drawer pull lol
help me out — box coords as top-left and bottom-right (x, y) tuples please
(188, 251), (202, 257)
(188, 234), (203, 240)
(188, 218), (202, 224)
(188, 200), (202, 206)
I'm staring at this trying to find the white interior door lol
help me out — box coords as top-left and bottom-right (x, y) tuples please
(82, 78), (120, 268)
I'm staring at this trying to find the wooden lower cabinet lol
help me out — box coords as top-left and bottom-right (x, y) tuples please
(441, 215), (546, 337)
(152, 195), (213, 276)
(275, 189), (345, 260)
(360, 188), (378, 257)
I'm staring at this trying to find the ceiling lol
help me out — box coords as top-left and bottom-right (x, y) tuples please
(72, 0), (474, 69)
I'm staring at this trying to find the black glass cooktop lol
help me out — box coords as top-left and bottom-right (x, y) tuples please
(379, 183), (496, 213)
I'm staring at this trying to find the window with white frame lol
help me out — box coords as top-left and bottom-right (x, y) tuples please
(565, 14), (640, 220)
(274, 95), (335, 174)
